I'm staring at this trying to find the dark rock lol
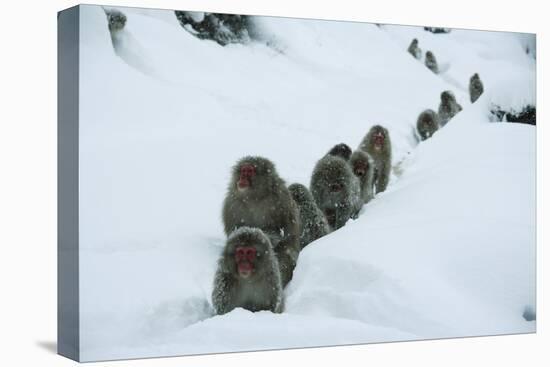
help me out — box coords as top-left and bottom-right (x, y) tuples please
(491, 105), (536, 125)
(424, 27), (451, 34)
(174, 11), (251, 46)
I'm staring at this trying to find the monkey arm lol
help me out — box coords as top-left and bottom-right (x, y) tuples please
(212, 270), (236, 315)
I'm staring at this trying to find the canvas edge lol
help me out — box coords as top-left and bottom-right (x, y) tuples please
(57, 4), (81, 362)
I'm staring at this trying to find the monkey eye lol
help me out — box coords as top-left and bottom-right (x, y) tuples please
(240, 165), (256, 177)
(235, 246), (256, 262)
(235, 247), (245, 261)
(246, 248), (256, 261)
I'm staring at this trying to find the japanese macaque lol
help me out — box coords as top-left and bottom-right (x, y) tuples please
(212, 227), (283, 314)
(288, 183), (331, 249)
(359, 125), (392, 194)
(469, 73), (484, 103)
(349, 150), (375, 203)
(438, 90), (463, 126)
(310, 155), (362, 230)
(407, 38), (422, 59)
(425, 51), (439, 74)
(416, 109), (440, 140)
(222, 156), (300, 287)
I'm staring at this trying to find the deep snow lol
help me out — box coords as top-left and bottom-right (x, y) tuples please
(75, 5), (536, 361)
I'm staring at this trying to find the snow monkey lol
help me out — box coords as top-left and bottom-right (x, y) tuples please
(222, 156), (301, 287)
(327, 143), (353, 161)
(212, 227), (283, 315)
(288, 183), (331, 249)
(469, 73), (484, 103)
(359, 125), (392, 194)
(407, 38), (422, 59)
(349, 150), (375, 204)
(310, 155), (362, 231)
(416, 109), (440, 141)
(105, 9), (127, 33)
(425, 51), (439, 74)
(438, 90), (463, 126)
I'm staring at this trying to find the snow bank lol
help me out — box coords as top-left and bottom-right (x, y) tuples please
(75, 5), (535, 361)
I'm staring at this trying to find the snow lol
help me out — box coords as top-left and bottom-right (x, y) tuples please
(75, 5), (536, 362)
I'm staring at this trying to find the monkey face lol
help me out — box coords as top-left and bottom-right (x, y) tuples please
(234, 246), (257, 279)
(372, 131), (386, 150)
(232, 157), (277, 197)
(353, 161), (368, 177)
(237, 164), (256, 191)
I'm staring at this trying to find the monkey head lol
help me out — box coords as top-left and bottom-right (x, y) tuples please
(411, 38), (418, 46)
(225, 227), (272, 280)
(288, 183), (310, 206)
(327, 143), (352, 161)
(471, 73), (480, 82)
(441, 90), (456, 104)
(426, 51), (435, 60)
(368, 125), (389, 151)
(350, 150), (371, 178)
(231, 156), (278, 197)
(318, 156), (352, 197)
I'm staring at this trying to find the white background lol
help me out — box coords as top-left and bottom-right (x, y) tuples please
(0, 0), (546, 366)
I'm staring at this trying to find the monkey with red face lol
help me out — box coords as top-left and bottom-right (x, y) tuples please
(212, 227), (283, 314)
(222, 156), (301, 287)
(349, 150), (375, 204)
(359, 125), (392, 194)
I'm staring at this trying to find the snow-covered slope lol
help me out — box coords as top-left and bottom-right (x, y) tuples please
(76, 5), (536, 361)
